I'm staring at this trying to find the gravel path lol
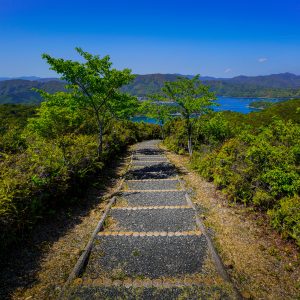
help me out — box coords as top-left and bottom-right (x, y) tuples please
(66, 285), (231, 300)
(126, 163), (177, 179)
(131, 161), (173, 167)
(109, 208), (197, 232)
(86, 235), (207, 279)
(133, 156), (168, 161)
(64, 140), (234, 299)
(126, 179), (180, 190)
(119, 191), (187, 206)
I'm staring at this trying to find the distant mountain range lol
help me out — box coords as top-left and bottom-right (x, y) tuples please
(122, 73), (300, 97)
(0, 76), (61, 82)
(0, 73), (300, 104)
(0, 79), (66, 104)
(219, 72), (300, 88)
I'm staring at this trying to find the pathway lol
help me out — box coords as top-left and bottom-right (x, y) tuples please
(64, 140), (236, 299)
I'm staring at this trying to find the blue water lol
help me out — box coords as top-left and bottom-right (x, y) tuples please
(215, 96), (282, 114)
(132, 97), (283, 123)
(132, 116), (160, 124)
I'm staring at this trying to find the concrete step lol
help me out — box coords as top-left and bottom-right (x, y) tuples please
(119, 191), (187, 207)
(106, 207), (196, 232)
(126, 179), (180, 191)
(134, 149), (164, 155)
(133, 156), (168, 161)
(132, 161), (171, 167)
(127, 163), (177, 179)
(130, 162), (173, 170)
(64, 284), (233, 299)
(83, 235), (207, 280)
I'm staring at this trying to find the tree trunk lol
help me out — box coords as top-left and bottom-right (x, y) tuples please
(97, 121), (103, 158)
(188, 134), (193, 156)
(186, 118), (193, 156)
(161, 124), (165, 140)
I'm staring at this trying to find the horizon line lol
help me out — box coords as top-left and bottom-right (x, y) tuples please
(0, 71), (299, 81)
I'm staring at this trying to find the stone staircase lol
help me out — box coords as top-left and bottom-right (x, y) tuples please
(63, 140), (237, 299)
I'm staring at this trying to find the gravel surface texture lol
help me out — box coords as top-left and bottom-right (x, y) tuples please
(65, 285), (231, 300)
(126, 179), (180, 190)
(109, 208), (196, 232)
(133, 156), (168, 161)
(134, 149), (164, 155)
(85, 235), (208, 279)
(127, 164), (177, 179)
(131, 161), (171, 167)
(130, 162), (173, 170)
(119, 191), (187, 206)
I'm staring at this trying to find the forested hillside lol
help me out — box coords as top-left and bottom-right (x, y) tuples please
(1, 72), (300, 104)
(122, 72), (300, 97)
(227, 72), (300, 88)
(0, 79), (65, 104)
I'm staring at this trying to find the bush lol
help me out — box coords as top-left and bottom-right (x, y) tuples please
(164, 118), (187, 153)
(0, 116), (160, 254)
(268, 196), (300, 246)
(163, 101), (300, 245)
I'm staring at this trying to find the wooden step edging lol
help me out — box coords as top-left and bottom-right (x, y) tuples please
(111, 205), (192, 210)
(60, 154), (134, 297)
(126, 178), (177, 182)
(98, 230), (202, 237)
(124, 189), (183, 192)
(78, 277), (215, 288)
(60, 196), (116, 296)
(175, 175), (243, 300)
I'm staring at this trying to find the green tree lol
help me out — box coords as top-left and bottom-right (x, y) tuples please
(27, 91), (83, 138)
(157, 75), (216, 155)
(139, 100), (176, 139)
(42, 47), (137, 157)
(26, 91), (85, 163)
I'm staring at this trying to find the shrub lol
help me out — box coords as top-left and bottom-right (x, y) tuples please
(268, 196), (300, 246)
(164, 104), (300, 245)
(0, 118), (160, 254)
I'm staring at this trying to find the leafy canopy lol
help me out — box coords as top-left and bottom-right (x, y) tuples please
(26, 91), (83, 139)
(42, 47), (138, 156)
(139, 100), (176, 125)
(157, 75), (217, 155)
(42, 47), (137, 119)
(159, 75), (217, 118)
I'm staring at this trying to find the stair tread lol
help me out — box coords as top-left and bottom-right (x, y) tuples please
(84, 235), (208, 279)
(106, 207), (196, 232)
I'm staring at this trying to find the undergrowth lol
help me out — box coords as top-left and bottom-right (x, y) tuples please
(163, 99), (300, 246)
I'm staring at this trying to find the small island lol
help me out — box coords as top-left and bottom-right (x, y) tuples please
(249, 100), (275, 109)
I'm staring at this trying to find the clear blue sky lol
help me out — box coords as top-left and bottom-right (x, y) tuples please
(1, 0), (300, 77)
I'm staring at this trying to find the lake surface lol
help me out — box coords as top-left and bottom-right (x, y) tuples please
(215, 96), (282, 114)
(132, 97), (283, 123)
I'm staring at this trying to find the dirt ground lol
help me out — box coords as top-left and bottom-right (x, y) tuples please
(163, 147), (300, 300)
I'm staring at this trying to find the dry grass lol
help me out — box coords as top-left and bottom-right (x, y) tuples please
(103, 215), (120, 231)
(114, 196), (129, 207)
(164, 147), (300, 299)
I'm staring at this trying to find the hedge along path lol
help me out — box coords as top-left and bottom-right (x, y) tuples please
(62, 140), (240, 299)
